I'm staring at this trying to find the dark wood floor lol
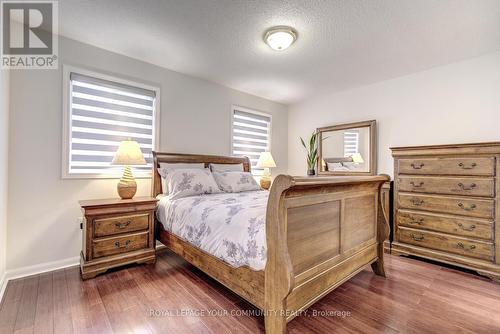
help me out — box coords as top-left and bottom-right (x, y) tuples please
(1, 252), (500, 334)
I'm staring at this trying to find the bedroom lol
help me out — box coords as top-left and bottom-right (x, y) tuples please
(0, 0), (499, 333)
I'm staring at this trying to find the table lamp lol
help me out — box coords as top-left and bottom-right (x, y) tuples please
(256, 152), (276, 190)
(111, 139), (147, 199)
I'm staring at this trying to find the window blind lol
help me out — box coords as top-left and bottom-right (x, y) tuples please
(231, 108), (271, 175)
(343, 130), (359, 157)
(69, 73), (156, 175)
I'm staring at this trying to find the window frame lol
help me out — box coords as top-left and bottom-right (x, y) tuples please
(230, 105), (272, 176)
(62, 65), (161, 179)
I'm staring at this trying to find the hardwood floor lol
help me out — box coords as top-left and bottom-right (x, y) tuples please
(1, 251), (500, 334)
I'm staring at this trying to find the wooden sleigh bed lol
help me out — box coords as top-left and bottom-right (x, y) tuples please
(152, 152), (390, 334)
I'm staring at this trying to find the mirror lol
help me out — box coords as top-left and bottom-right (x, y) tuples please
(317, 120), (376, 175)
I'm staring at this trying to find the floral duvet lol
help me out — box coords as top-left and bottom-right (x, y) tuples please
(156, 190), (269, 271)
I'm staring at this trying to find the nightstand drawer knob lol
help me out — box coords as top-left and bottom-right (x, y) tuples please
(115, 240), (131, 248)
(115, 220), (132, 229)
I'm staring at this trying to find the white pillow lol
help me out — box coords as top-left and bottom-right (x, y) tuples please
(342, 162), (358, 170)
(158, 163), (205, 194)
(212, 171), (261, 193)
(209, 163), (244, 172)
(166, 168), (221, 200)
(327, 162), (343, 171)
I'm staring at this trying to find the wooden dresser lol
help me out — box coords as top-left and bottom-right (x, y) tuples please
(80, 197), (157, 279)
(392, 142), (500, 282)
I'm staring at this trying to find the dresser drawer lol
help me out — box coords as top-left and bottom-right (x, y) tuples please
(398, 176), (494, 198)
(93, 231), (148, 258)
(398, 157), (495, 176)
(94, 213), (149, 237)
(398, 210), (493, 240)
(398, 194), (494, 219)
(398, 227), (494, 262)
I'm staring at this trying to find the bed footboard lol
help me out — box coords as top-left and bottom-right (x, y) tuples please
(264, 174), (390, 334)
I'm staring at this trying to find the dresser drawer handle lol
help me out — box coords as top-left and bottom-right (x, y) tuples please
(410, 234), (424, 241)
(457, 183), (476, 191)
(410, 181), (424, 188)
(409, 218), (424, 225)
(457, 242), (476, 251)
(115, 220), (132, 229)
(411, 163), (425, 169)
(411, 199), (424, 206)
(457, 223), (476, 231)
(458, 203), (476, 211)
(458, 162), (477, 170)
(114, 240), (131, 249)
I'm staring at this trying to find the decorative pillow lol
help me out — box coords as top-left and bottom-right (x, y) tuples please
(212, 171), (261, 193)
(158, 163), (205, 194)
(209, 163), (244, 172)
(166, 168), (221, 200)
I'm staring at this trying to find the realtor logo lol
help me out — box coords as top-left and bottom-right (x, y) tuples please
(1, 0), (58, 69)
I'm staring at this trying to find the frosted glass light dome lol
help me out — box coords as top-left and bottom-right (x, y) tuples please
(264, 26), (297, 51)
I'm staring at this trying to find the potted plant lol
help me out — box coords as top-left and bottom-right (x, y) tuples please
(300, 132), (319, 176)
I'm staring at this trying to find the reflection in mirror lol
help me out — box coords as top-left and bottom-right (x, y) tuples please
(317, 120), (376, 175)
(321, 127), (370, 173)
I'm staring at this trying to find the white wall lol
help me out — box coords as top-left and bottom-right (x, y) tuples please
(0, 69), (9, 284)
(289, 51), (500, 177)
(7, 37), (288, 271)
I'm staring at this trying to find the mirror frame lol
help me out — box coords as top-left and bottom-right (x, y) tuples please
(317, 120), (377, 176)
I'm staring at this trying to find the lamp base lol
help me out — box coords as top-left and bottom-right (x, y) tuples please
(117, 165), (137, 199)
(260, 176), (271, 190)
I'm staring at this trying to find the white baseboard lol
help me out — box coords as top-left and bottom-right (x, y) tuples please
(0, 256), (80, 303)
(5, 256), (80, 281)
(0, 244), (166, 303)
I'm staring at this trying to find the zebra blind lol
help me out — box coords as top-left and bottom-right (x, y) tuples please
(231, 108), (271, 175)
(343, 130), (359, 157)
(68, 72), (156, 176)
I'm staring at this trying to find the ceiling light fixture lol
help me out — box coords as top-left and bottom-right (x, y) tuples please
(264, 26), (297, 51)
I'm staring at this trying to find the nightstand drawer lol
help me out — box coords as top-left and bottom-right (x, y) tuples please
(94, 213), (149, 237)
(93, 231), (148, 258)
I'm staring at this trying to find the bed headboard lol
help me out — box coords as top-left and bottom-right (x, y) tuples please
(323, 157), (353, 171)
(151, 152), (251, 197)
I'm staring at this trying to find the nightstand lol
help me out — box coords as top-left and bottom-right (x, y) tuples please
(79, 197), (158, 279)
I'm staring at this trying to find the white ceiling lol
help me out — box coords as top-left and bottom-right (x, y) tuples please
(59, 0), (500, 105)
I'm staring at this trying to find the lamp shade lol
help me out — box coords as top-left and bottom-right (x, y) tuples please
(256, 152), (277, 168)
(351, 153), (364, 164)
(111, 140), (147, 166)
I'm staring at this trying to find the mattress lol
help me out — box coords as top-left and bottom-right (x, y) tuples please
(156, 190), (269, 271)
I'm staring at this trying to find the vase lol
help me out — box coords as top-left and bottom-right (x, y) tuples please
(307, 169), (315, 176)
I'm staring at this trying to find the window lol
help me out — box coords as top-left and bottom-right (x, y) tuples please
(231, 106), (271, 176)
(63, 67), (159, 178)
(343, 130), (359, 157)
